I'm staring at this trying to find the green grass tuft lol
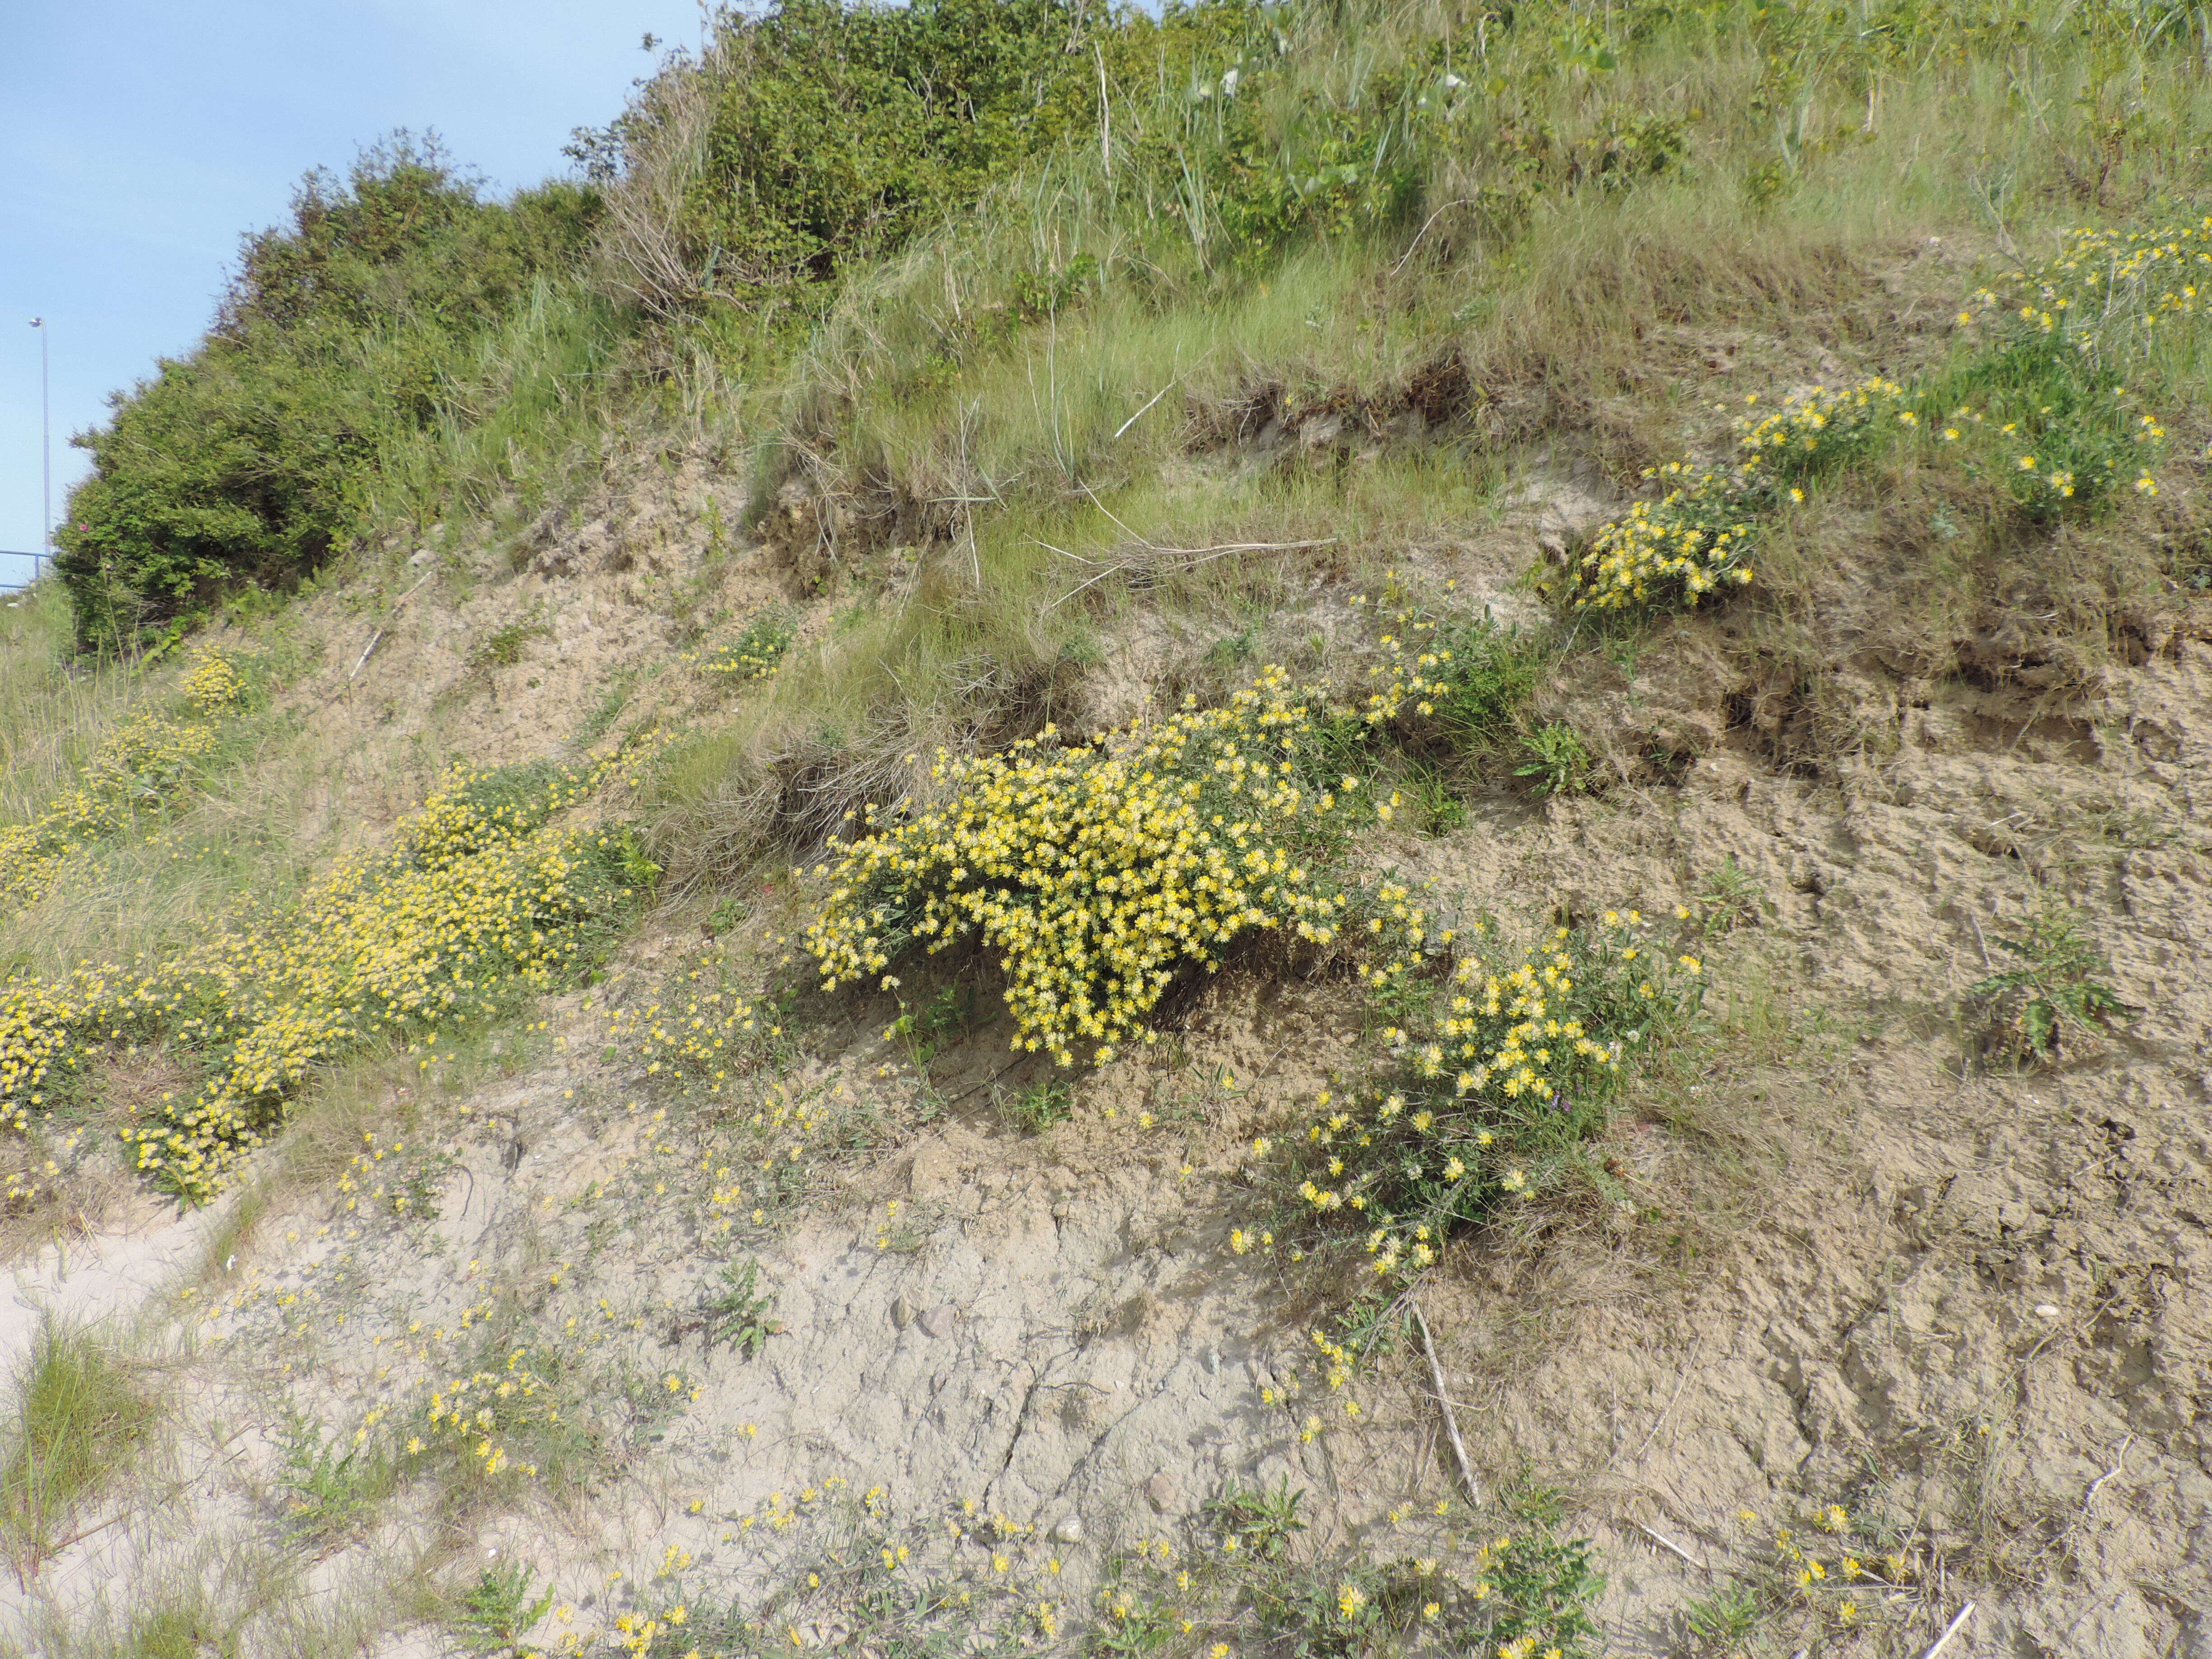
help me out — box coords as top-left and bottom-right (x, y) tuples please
(0, 1320), (163, 1584)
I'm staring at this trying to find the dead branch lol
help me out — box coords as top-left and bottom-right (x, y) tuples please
(1411, 1298), (1482, 1509)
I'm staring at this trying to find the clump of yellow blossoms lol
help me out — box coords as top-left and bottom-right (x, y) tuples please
(0, 646), (254, 915)
(805, 664), (1459, 1067)
(589, 1483), (1058, 1656)
(688, 605), (797, 682)
(1746, 1500), (1922, 1638)
(1, 753), (642, 1197)
(179, 642), (250, 714)
(412, 1345), (582, 1485)
(1098, 1490), (1595, 1655)
(1256, 910), (1702, 1276)
(1561, 378), (1906, 613)
(1565, 217), (2211, 616)
(1978, 217), (2210, 352)
(1950, 220), (2203, 516)
(0, 708), (220, 912)
(602, 951), (776, 1100)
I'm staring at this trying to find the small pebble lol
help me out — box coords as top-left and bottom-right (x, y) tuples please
(2034, 1303), (2060, 1319)
(1053, 1514), (1083, 1544)
(919, 1303), (958, 1338)
(891, 1294), (914, 1331)
(1144, 1473), (1176, 1513)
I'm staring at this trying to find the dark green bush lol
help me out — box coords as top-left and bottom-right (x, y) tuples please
(57, 135), (599, 648)
(684, 0), (1089, 302)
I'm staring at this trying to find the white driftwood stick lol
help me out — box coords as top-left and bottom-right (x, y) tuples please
(1410, 1299), (1481, 1507)
(1921, 1602), (1976, 1659)
(1636, 1522), (1702, 1570)
(348, 569), (436, 685)
(348, 629), (385, 684)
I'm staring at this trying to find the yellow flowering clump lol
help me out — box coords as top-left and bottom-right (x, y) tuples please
(130, 759), (635, 1197)
(1944, 220), (2209, 514)
(1561, 378), (1905, 613)
(1259, 911), (1701, 1276)
(1098, 1491), (1593, 1655)
(335, 1128), (451, 1218)
(806, 667), (1440, 1067)
(1749, 1501), (1921, 1635)
(412, 1347), (576, 1484)
(688, 605), (797, 682)
(178, 643), (249, 714)
(1558, 464), (1755, 611)
(0, 647), (263, 914)
(0, 709), (222, 911)
(602, 952), (776, 1100)
(0, 753), (642, 1199)
(1734, 377), (1905, 471)
(1976, 216), (2212, 350)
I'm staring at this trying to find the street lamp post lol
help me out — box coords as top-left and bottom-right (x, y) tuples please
(28, 318), (49, 584)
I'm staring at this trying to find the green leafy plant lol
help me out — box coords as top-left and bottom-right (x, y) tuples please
(1968, 905), (2135, 1063)
(703, 1260), (778, 1358)
(1408, 759), (1466, 836)
(453, 1557), (557, 1653)
(886, 982), (976, 1068)
(1682, 1581), (1763, 1651)
(1694, 857), (1766, 935)
(1204, 1476), (1308, 1561)
(1087, 1560), (1181, 1658)
(275, 1406), (390, 1542)
(1515, 721), (1593, 796)
(1002, 1078), (1074, 1133)
(470, 615), (553, 670)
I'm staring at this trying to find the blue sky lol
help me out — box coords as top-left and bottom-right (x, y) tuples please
(0, 0), (706, 589)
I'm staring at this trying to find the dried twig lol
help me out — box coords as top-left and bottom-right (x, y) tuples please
(1610, 1336), (1701, 1473)
(1636, 1522), (1706, 1572)
(1921, 1601), (1975, 1659)
(1039, 535), (1338, 609)
(348, 629), (385, 684)
(1410, 1298), (1481, 1508)
(348, 569), (436, 685)
(1112, 380), (1177, 440)
(2084, 1433), (2133, 1507)
(1387, 198), (1476, 277)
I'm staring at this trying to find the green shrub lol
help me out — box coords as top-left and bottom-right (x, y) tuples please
(1968, 903), (2135, 1064)
(56, 135), (600, 647)
(681, 0), (1091, 309)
